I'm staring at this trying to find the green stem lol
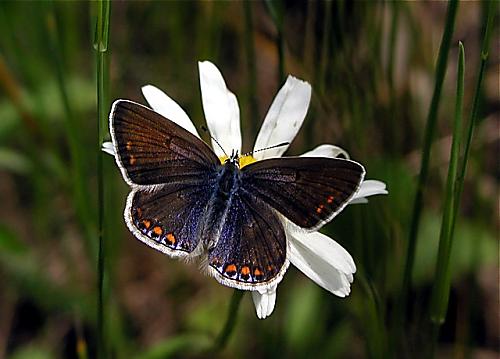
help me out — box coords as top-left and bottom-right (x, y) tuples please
(454, 0), (494, 215)
(212, 290), (244, 352)
(429, 1), (494, 352)
(94, 0), (111, 357)
(398, 0), (458, 342)
(429, 41), (465, 355)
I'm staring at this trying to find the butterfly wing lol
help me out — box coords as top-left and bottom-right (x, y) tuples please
(240, 157), (365, 231)
(125, 172), (218, 257)
(207, 190), (288, 290)
(109, 100), (220, 187)
(110, 99), (222, 257)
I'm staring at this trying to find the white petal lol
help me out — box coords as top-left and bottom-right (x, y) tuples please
(289, 227), (356, 274)
(253, 76), (312, 160)
(102, 141), (115, 156)
(350, 180), (388, 204)
(251, 285), (277, 319)
(300, 144), (350, 159)
(251, 291), (264, 319)
(288, 229), (356, 297)
(198, 61), (241, 157)
(349, 197), (369, 204)
(141, 85), (200, 138)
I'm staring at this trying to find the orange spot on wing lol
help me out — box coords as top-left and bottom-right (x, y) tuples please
(225, 264), (237, 274)
(327, 195), (334, 204)
(241, 266), (250, 276)
(254, 268), (263, 277)
(166, 233), (176, 244)
(142, 220), (151, 229)
(153, 226), (162, 235)
(267, 265), (273, 271)
(126, 141), (132, 150)
(129, 155), (136, 165)
(316, 204), (326, 214)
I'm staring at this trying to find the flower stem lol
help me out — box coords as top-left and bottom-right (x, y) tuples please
(212, 289), (244, 352)
(94, 0), (111, 357)
(397, 0), (458, 347)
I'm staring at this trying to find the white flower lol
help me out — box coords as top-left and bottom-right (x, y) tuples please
(103, 61), (388, 319)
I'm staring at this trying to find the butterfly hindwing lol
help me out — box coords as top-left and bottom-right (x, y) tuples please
(207, 190), (288, 289)
(110, 100), (220, 187)
(241, 157), (365, 230)
(125, 173), (217, 257)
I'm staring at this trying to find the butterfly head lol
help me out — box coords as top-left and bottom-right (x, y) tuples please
(224, 149), (241, 168)
(221, 142), (291, 169)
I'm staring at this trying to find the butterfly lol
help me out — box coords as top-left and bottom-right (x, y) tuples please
(109, 100), (365, 291)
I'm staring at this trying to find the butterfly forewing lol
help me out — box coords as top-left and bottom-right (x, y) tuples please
(110, 100), (220, 186)
(241, 157), (365, 230)
(207, 190), (288, 289)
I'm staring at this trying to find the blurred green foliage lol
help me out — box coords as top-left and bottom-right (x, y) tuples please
(0, 1), (497, 358)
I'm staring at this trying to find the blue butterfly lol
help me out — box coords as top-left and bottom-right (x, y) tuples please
(109, 100), (365, 290)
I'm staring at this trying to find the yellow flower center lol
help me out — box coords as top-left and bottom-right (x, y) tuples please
(218, 155), (257, 168)
(239, 155), (257, 167)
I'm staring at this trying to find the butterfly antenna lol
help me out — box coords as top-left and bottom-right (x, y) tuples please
(241, 142), (289, 157)
(201, 125), (229, 158)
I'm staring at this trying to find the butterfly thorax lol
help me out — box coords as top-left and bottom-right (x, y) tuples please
(217, 157), (241, 198)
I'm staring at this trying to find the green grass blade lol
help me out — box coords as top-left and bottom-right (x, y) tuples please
(428, 3), (495, 351)
(93, 0), (110, 53)
(430, 41), (465, 326)
(93, 0), (111, 358)
(398, 0), (459, 335)
(454, 0), (495, 215)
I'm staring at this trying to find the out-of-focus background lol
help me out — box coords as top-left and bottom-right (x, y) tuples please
(0, 1), (497, 358)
